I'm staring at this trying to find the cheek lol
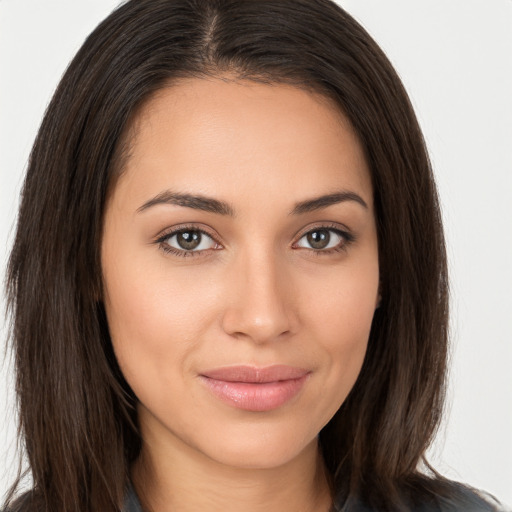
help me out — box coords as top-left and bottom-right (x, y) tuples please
(302, 254), (378, 345)
(101, 251), (218, 391)
(300, 260), (378, 409)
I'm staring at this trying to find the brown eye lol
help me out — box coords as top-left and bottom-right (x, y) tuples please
(164, 230), (216, 252)
(177, 231), (201, 250)
(307, 229), (330, 249)
(296, 228), (346, 251)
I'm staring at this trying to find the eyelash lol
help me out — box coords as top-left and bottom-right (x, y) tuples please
(155, 223), (355, 258)
(155, 225), (221, 258)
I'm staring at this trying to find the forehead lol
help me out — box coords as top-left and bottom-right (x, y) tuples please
(113, 77), (372, 211)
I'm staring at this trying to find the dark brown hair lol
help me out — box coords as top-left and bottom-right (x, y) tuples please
(5, 0), (453, 510)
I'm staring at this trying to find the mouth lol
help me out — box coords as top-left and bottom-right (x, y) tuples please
(198, 365), (311, 412)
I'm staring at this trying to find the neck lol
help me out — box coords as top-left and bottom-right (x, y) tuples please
(131, 431), (332, 512)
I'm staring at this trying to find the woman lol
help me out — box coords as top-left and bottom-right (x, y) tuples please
(2, 0), (506, 511)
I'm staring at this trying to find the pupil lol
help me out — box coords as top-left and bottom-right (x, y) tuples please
(177, 231), (201, 250)
(307, 230), (330, 249)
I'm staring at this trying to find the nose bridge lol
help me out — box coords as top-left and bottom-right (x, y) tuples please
(221, 243), (294, 343)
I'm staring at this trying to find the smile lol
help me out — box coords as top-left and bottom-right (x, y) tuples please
(199, 365), (311, 412)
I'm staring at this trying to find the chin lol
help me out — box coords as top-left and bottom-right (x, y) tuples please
(207, 441), (316, 470)
(187, 419), (321, 470)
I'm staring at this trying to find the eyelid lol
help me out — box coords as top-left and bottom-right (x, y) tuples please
(292, 222), (353, 242)
(291, 222), (355, 252)
(155, 223), (220, 242)
(154, 221), (355, 258)
(154, 223), (223, 257)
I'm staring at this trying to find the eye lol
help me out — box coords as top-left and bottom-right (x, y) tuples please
(295, 227), (349, 251)
(161, 229), (218, 254)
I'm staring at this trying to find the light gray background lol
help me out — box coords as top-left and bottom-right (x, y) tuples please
(1, 0), (511, 506)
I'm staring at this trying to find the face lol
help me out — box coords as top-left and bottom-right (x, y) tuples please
(101, 77), (379, 470)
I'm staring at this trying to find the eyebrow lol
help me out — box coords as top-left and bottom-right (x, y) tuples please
(290, 191), (368, 215)
(137, 191), (235, 216)
(137, 189), (368, 216)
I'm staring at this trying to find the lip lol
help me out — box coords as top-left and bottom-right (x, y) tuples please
(199, 365), (310, 412)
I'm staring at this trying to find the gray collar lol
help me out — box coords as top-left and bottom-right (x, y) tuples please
(123, 483), (143, 512)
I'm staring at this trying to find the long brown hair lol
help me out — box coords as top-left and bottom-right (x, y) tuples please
(5, 0), (452, 510)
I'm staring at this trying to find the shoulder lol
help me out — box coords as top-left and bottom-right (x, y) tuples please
(3, 486), (142, 512)
(334, 480), (509, 512)
(2, 485), (143, 512)
(434, 482), (508, 512)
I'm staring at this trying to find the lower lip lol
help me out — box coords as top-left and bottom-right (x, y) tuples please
(199, 374), (309, 412)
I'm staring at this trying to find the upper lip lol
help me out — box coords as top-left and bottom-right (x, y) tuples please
(200, 365), (310, 383)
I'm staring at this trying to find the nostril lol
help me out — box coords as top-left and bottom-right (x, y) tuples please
(220, 255), (297, 342)
(220, 291), (294, 343)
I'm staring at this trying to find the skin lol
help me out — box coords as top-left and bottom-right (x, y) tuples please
(101, 77), (380, 512)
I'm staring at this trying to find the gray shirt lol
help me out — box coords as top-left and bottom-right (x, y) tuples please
(122, 482), (506, 512)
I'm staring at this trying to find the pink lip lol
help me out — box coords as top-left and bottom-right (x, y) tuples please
(199, 365), (310, 412)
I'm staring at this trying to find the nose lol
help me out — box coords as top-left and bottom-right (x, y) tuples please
(221, 249), (296, 344)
